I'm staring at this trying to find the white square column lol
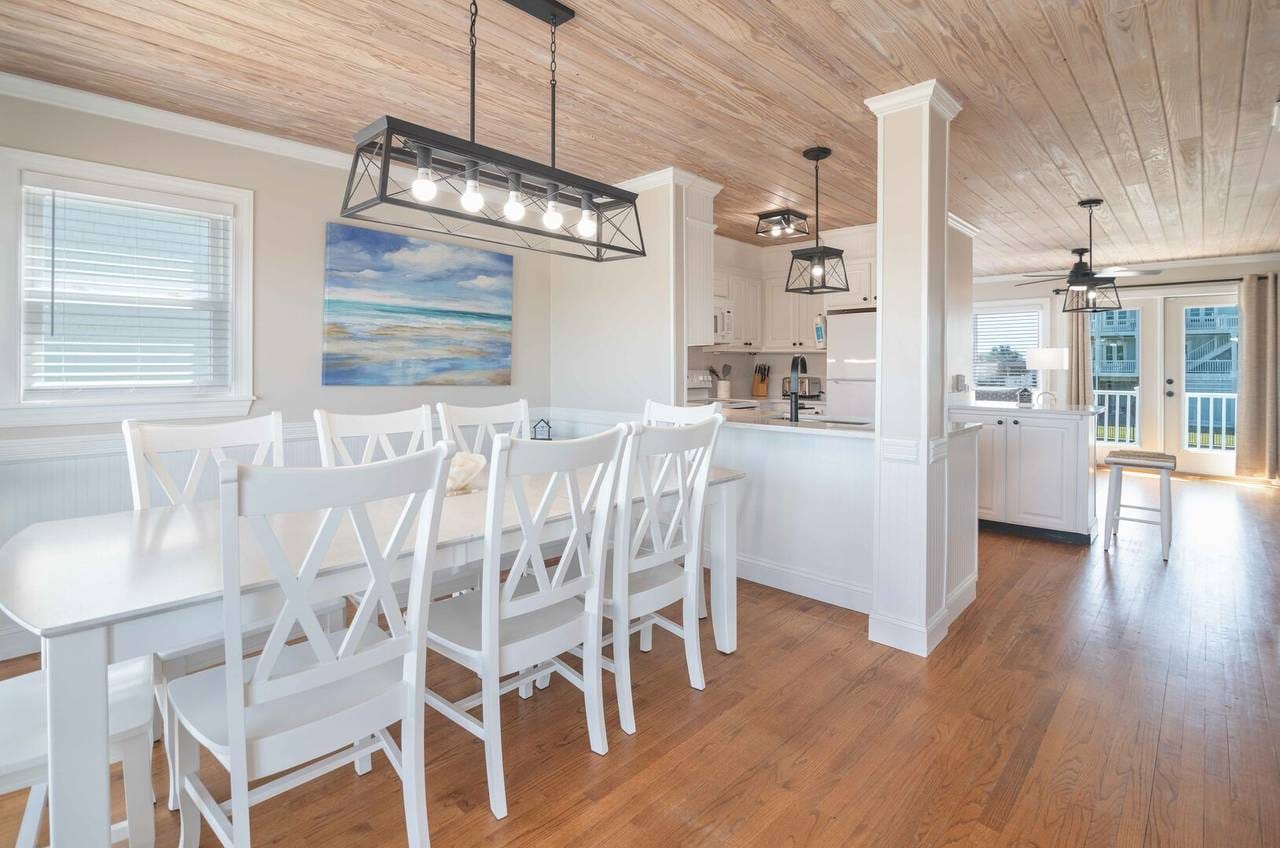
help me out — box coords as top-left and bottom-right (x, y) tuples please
(865, 81), (962, 656)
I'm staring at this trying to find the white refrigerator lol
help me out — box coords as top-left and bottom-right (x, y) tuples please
(824, 310), (877, 422)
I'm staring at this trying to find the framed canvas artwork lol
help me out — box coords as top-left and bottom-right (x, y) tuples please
(322, 222), (514, 385)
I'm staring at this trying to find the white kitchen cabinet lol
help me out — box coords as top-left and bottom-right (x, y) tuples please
(730, 272), (761, 348)
(793, 292), (825, 350)
(713, 268), (731, 299)
(824, 258), (876, 312)
(762, 276), (796, 350)
(948, 404), (1098, 542)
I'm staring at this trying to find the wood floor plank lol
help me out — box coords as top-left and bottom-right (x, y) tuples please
(1, 474), (1277, 846)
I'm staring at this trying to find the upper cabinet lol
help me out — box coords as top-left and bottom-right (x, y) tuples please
(682, 177), (724, 348)
(823, 258), (876, 311)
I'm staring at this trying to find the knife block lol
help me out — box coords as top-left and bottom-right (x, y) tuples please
(750, 373), (768, 397)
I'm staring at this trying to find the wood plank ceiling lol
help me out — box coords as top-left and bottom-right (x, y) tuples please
(0, 0), (1276, 276)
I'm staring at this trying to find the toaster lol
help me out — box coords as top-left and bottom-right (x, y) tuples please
(782, 376), (822, 398)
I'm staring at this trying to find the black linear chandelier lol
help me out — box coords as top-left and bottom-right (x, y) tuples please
(785, 147), (849, 295)
(340, 0), (645, 262)
(756, 208), (809, 238)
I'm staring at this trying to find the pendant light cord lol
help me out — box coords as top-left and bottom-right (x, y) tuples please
(549, 19), (558, 168)
(468, 0), (478, 143)
(813, 159), (820, 248)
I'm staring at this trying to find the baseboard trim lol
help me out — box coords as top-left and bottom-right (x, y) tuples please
(978, 519), (1093, 546)
(733, 552), (871, 613)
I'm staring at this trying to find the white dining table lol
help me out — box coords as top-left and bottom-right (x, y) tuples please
(0, 466), (742, 846)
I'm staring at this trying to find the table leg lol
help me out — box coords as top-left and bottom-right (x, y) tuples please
(708, 481), (738, 654)
(45, 626), (112, 847)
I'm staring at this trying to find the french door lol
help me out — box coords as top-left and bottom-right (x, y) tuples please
(1162, 296), (1238, 476)
(1091, 293), (1239, 476)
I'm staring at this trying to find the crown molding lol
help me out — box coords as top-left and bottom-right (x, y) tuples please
(617, 167), (722, 195)
(974, 250), (1280, 285)
(947, 212), (981, 238)
(864, 80), (962, 121)
(0, 72), (351, 170)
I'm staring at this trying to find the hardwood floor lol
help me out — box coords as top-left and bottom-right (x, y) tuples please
(2, 473), (1277, 846)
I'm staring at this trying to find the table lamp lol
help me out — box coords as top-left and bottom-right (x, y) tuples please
(1026, 347), (1069, 408)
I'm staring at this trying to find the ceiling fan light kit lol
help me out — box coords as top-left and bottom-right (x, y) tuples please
(755, 208), (809, 238)
(340, 0), (645, 262)
(785, 147), (850, 295)
(1018, 197), (1146, 313)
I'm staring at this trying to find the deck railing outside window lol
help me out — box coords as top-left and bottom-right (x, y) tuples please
(1094, 389), (1139, 445)
(1186, 392), (1236, 451)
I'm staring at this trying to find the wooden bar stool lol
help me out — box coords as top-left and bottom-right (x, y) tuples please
(1103, 450), (1176, 560)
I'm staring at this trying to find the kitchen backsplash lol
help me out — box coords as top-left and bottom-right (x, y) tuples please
(688, 349), (827, 399)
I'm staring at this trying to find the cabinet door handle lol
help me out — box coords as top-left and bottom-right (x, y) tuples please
(1012, 419), (1019, 425)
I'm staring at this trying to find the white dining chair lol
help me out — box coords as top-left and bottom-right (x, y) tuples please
(423, 425), (626, 820)
(167, 444), (454, 848)
(1, 655), (156, 848)
(639, 399), (721, 633)
(605, 415), (722, 735)
(436, 400), (530, 454)
(314, 405), (434, 468)
(122, 413), (344, 811)
(642, 399), (721, 426)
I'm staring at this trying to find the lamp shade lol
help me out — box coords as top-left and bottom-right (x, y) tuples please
(1026, 347), (1069, 371)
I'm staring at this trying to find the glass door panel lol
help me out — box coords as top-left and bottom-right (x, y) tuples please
(1163, 297), (1238, 476)
(1091, 309), (1141, 446)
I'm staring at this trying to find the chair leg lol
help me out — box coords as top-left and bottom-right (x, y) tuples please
(480, 668), (508, 820)
(1160, 470), (1173, 561)
(175, 723), (202, 848)
(15, 782), (45, 848)
(535, 672), (551, 690)
(583, 619), (609, 757)
(697, 570), (708, 620)
(639, 622), (653, 653)
(156, 680), (181, 812)
(683, 580), (706, 691)
(354, 737), (373, 775)
(121, 730), (156, 848)
(400, 699), (430, 847)
(1103, 465), (1121, 547)
(518, 669), (534, 700)
(613, 617), (637, 735)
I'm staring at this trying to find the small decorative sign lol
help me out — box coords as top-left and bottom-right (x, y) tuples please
(532, 418), (552, 440)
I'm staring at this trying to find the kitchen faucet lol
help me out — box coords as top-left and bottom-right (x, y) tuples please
(789, 354), (807, 422)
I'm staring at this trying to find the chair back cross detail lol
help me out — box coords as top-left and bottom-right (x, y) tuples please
(314, 405), (434, 468)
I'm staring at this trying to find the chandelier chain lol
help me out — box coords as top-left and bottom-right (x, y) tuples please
(549, 19), (558, 168)
(468, 0), (478, 143)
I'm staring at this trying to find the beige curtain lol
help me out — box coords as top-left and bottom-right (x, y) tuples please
(1067, 311), (1092, 407)
(1237, 272), (1280, 481)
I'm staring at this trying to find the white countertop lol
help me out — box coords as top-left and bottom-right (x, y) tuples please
(949, 401), (1102, 417)
(721, 407), (875, 439)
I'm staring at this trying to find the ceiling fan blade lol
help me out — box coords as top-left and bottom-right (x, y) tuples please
(1096, 266), (1160, 277)
(1021, 272), (1068, 278)
(1015, 277), (1065, 286)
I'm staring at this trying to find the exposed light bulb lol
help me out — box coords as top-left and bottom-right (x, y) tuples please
(411, 167), (438, 202)
(811, 261), (825, 278)
(543, 201), (563, 230)
(770, 224), (782, 237)
(460, 179), (485, 213)
(503, 190), (525, 222)
(576, 208), (597, 239)
(784, 224), (796, 234)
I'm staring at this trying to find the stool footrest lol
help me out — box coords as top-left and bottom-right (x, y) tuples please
(1118, 503), (1161, 513)
(1115, 516), (1162, 527)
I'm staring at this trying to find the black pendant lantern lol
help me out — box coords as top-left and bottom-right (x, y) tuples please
(755, 208), (809, 238)
(1062, 277), (1122, 313)
(785, 147), (849, 295)
(340, 0), (645, 262)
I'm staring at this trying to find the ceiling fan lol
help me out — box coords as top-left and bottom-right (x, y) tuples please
(1017, 198), (1160, 286)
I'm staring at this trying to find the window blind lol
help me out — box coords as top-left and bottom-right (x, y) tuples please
(21, 186), (234, 398)
(972, 310), (1040, 389)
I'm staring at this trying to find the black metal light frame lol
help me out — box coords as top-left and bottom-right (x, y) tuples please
(785, 147), (849, 295)
(340, 0), (645, 262)
(755, 208), (809, 238)
(1062, 277), (1122, 313)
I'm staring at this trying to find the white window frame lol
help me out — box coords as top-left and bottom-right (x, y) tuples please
(0, 147), (254, 426)
(971, 298), (1051, 392)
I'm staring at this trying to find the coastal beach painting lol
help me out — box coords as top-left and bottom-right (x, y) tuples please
(322, 223), (513, 385)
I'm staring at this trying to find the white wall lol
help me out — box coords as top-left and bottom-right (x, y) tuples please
(547, 182), (676, 413)
(0, 93), (554, 441)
